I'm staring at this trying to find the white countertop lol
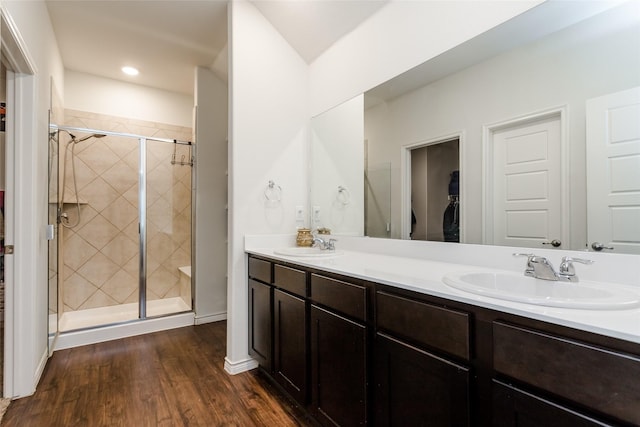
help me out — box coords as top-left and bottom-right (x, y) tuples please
(246, 236), (640, 345)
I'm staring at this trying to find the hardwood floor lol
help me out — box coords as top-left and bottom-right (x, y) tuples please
(3, 321), (316, 426)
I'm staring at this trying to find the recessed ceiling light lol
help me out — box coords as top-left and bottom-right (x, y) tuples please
(122, 66), (139, 76)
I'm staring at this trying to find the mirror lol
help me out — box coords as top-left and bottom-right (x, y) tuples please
(310, 1), (640, 254)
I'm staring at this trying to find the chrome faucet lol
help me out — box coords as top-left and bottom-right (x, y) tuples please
(312, 235), (337, 251)
(513, 253), (593, 282)
(529, 256), (560, 281)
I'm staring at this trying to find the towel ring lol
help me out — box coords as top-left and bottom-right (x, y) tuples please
(336, 186), (351, 205)
(264, 180), (282, 202)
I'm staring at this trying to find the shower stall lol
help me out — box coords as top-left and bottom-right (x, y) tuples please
(48, 120), (194, 337)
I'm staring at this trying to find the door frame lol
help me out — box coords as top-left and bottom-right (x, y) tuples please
(401, 131), (465, 241)
(1, 5), (41, 398)
(482, 106), (569, 247)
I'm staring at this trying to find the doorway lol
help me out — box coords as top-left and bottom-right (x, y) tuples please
(586, 87), (640, 255)
(484, 108), (567, 249)
(405, 137), (460, 241)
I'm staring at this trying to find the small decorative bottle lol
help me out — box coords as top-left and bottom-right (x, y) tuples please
(296, 228), (313, 247)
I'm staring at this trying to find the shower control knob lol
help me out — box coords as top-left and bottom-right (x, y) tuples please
(591, 242), (614, 251)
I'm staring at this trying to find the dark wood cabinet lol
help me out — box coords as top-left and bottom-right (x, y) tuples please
(374, 333), (470, 427)
(247, 255), (640, 427)
(492, 380), (612, 427)
(274, 288), (308, 404)
(310, 305), (368, 427)
(248, 278), (273, 371)
(493, 321), (640, 426)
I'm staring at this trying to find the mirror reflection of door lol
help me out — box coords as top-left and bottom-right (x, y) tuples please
(364, 159), (392, 238)
(489, 113), (563, 249)
(410, 138), (459, 241)
(586, 86), (640, 255)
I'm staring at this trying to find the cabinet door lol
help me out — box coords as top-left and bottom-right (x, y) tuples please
(374, 333), (470, 427)
(311, 305), (367, 426)
(492, 381), (611, 426)
(274, 289), (308, 404)
(248, 278), (273, 371)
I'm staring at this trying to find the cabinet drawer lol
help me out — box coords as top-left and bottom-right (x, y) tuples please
(492, 380), (610, 427)
(274, 264), (306, 297)
(310, 274), (367, 322)
(493, 321), (640, 425)
(376, 291), (470, 361)
(248, 257), (272, 284)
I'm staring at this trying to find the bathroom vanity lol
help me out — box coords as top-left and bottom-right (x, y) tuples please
(246, 242), (640, 427)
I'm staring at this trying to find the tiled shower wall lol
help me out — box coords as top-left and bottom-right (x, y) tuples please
(60, 109), (192, 313)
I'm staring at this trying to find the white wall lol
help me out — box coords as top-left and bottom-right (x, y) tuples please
(310, 95), (363, 235)
(365, 7), (640, 249)
(226, 0), (309, 372)
(65, 70), (193, 128)
(194, 66), (228, 323)
(309, 0), (542, 116)
(0, 0), (64, 397)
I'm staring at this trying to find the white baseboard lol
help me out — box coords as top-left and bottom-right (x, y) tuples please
(194, 311), (227, 325)
(54, 312), (195, 351)
(224, 356), (258, 375)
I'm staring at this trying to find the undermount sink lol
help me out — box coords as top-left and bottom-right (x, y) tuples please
(442, 271), (640, 310)
(274, 247), (344, 258)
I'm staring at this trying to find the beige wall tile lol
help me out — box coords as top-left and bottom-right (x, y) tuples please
(62, 109), (192, 315)
(79, 289), (118, 310)
(101, 233), (139, 266)
(64, 273), (99, 310)
(76, 215), (119, 250)
(63, 233), (98, 271)
(77, 252), (120, 287)
(101, 196), (138, 231)
(101, 269), (138, 304)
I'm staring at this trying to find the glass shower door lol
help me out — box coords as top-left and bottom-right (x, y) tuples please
(48, 125), (59, 346)
(58, 131), (141, 330)
(365, 162), (391, 238)
(144, 139), (192, 316)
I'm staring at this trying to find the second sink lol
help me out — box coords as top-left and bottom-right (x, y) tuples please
(442, 271), (640, 310)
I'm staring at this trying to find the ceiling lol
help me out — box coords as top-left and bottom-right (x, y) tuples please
(46, 0), (388, 96)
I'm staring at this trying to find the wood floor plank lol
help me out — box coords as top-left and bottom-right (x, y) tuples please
(3, 321), (315, 426)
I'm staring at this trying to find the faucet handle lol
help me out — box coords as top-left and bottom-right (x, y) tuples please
(327, 238), (337, 251)
(558, 257), (594, 281)
(513, 253), (536, 276)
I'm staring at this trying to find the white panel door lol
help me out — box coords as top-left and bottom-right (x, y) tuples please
(493, 116), (562, 248)
(586, 87), (640, 254)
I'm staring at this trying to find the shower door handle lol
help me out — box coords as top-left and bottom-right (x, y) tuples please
(47, 224), (56, 240)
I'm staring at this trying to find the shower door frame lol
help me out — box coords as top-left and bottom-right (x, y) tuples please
(52, 125), (195, 326)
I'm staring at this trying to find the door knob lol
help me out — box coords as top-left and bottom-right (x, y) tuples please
(591, 242), (614, 251)
(542, 239), (561, 247)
